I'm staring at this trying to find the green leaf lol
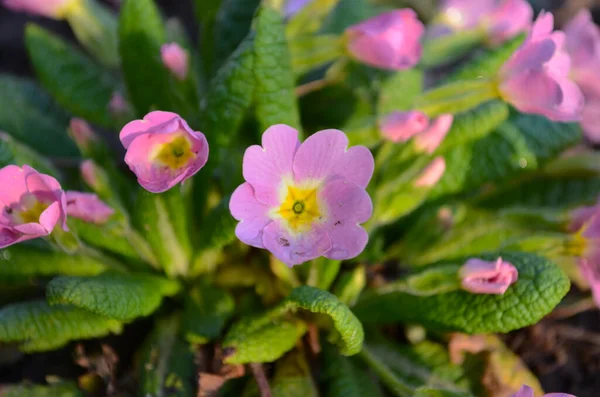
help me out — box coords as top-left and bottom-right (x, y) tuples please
(223, 316), (307, 364)
(133, 189), (193, 277)
(0, 382), (83, 397)
(289, 35), (345, 76)
(183, 281), (235, 344)
(194, 0), (223, 82)
(282, 286), (364, 355)
(447, 34), (525, 83)
(0, 300), (122, 353)
(286, 0), (340, 38)
(322, 342), (384, 397)
(432, 113), (581, 199)
(306, 257), (342, 291)
(46, 272), (180, 321)
(213, 0), (260, 72)
(414, 80), (498, 118)
(0, 133), (59, 176)
(25, 24), (118, 128)
(138, 314), (196, 397)
(196, 195), (238, 253)
(119, 0), (170, 116)
(377, 69), (424, 115)
(332, 265), (366, 306)
(321, 0), (385, 35)
(254, 6), (301, 132)
(414, 387), (472, 397)
(353, 252), (570, 333)
(0, 245), (106, 283)
(421, 29), (486, 68)
(0, 75), (76, 157)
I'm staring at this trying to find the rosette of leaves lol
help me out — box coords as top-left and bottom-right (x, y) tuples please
(0, 0), (589, 396)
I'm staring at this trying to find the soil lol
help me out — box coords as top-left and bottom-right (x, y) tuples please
(1, 1), (600, 396)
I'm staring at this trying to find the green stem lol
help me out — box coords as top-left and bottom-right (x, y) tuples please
(357, 346), (414, 397)
(415, 79), (499, 117)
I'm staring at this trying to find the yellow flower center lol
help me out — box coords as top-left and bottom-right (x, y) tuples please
(57, 0), (84, 19)
(152, 134), (194, 170)
(14, 200), (49, 224)
(564, 234), (587, 257)
(276, 184), (322, 233)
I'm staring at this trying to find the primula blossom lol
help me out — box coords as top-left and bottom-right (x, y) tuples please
(119, 111), (209, 193)
(345, 9), (424, 70)
(434, 0), (532, 45)
(380, 111), (453, 153)
(229, 125), (374, 267)
(574, 215), (600, 307)
(161, 43), (189, 81)
(3, 0), (78, 19)
(498, 11), (584, 122)
(66, 192), (114, 224)
(564, 10), (600, 143)
(0, 165), (67, 248)
(510, 385), (574, 397)
(459, 257), (518, 295)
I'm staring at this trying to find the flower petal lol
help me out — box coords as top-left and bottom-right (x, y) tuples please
(293, 129), (374, 188)
(0, 226), (22, 249)
(262, 221), (332, 267)
(320, 179), (372, 260)
(119, 111), (179, 148)
(0, 165), (27, 207)
(243, 124), (301, 206)
(229, 183), (271, 248)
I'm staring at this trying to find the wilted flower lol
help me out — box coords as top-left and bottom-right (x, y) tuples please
(498, 11), (584, 121)
(284, 0), (312, 18)
(345, 9), (424, 70)
(0, 165), (67, 248)
(564, 10), (600, 143)
(413, 114), (454, 153)
(414, 157), (446, 187)
(161, 43), (189, 81)
(510, 384), (575, 397)
(459, 257), (518, 294)
(380, 110), (429, 142)
(119, 111), (209, 193)
(66, 191), (114, 224)
(3, 0), (78, 19)
(229, 125), (374, 267)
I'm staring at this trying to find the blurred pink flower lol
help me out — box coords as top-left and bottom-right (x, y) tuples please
(0, 165), (67, 248)
(108, 92), (130, 116)
(80, 160), (99, 190)
(66, 191), (114, 224)
(498, 11), (584, 121)
(161, 43), (189, 80)
(510, 384), (575, 397)
(69, 118), (97, 152)
(459, 257), (518, 294)
(564, 10), (600, 143)
(483, 0), (533, 46)
(380, 110), (429, 142)
(3, 0), (76, 19)
(569, 198), (600, 232)
(437, 0), (496, 30)
(346, 9), (424, 70)
(414, 157), (446, 187)
(414, 114), (454, 153)
(119, 111), (209, 193)
(229, 125), (374, 267)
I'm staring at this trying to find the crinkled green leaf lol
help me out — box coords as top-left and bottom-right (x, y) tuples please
(322, 342), (384, 397)
(432, 113), (581, 199)
(0, 133), (59, 176)
(133, 188), (193, 277)
(447, 34), (525, 83)
(0, 382), (83, 397)
(254, 6), (301, 131)
(0, 75), (76, 157)
(138, 314), (195, 397)
(25, 24), (118, 128)
(282, 286), (364, 355)
(119, 0), (170, 116)
(377, 69), (424, 115)
(0, 245), (106, 283)
(47, 272), (180, 321)
(0, 300), (122, 353)
(223, 316), (307, 364)
(183, 281), (235, 344)
(354, 252), (569, 333)
(213, 0), (260, 71)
